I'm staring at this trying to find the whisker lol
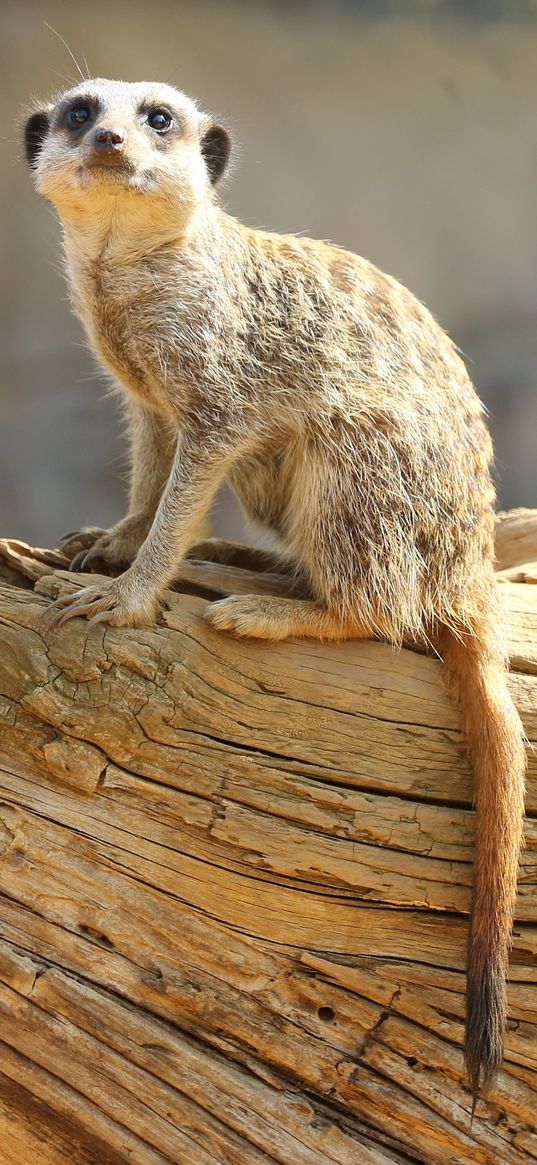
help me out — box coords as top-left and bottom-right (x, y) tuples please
(43, 22), (86, 83)
(50, 67), (79, 87)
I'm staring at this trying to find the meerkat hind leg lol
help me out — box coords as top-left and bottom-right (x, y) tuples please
(205, 594), (371, 641)
(187, 538), (291, 574)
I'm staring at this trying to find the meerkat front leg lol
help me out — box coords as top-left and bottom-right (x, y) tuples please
(49, 429), (244, 628)
(59, 400), (176, 573)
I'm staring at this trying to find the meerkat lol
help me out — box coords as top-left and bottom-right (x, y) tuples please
(24, 78), (526, 1105)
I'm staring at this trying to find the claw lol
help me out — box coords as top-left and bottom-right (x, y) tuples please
(87, 609), (114, 627)
(54, 598), (105, 626)
(51, 588), (88, 608)
(42, 607), (63, 628)
(53, 607), (81, 627)
(69, 546), (106, 572)
(45, 585), (111, 628)
(58, 527), (106, 560)
(69, 551), (88, 572)
(80, 546), (108, 572)
(45, 602), (78, 627)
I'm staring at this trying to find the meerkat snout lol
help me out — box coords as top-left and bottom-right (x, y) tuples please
(93, 126), (126, 153)
(87, 124), (128, 173)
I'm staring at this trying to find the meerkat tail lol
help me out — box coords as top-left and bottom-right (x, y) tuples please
(436, 620), (526, 1104)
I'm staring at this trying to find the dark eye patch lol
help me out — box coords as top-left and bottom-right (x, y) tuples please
(53, 95), (100, 132)
(138, 101), (180, 137)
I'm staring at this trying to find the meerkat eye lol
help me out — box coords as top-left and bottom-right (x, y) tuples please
(67, 106), (91, 127)
(147, 108), (173, 132)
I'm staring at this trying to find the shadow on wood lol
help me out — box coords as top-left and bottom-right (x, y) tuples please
(0, 509), (536, 1164)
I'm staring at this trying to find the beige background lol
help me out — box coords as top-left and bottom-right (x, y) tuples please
(1, 1), (536, 546)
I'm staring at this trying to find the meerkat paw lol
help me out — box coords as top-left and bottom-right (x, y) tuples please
(205, 594), (372, 642)
(45, 574), (160, 629)
(59, 515), (152, 575)
(205, 595), (289, 638)
(57, 526), (107, 560)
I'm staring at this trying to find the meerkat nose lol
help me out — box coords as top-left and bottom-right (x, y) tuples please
(93, 127), (126, 152)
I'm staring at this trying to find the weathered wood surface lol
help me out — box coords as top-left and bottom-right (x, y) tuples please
(0, 509), (536, 1165)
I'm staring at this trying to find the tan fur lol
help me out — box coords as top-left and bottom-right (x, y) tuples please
(25, 79), (526, 1102)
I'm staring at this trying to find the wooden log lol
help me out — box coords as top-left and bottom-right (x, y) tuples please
(495, 507), (537, 571)
(0, 512), (536, 1164)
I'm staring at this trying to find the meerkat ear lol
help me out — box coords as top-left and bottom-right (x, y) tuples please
(200, 118), (231, 185)
(24, 108), (52, 168)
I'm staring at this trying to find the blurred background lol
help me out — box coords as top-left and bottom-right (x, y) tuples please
(1, 0), (536, 548)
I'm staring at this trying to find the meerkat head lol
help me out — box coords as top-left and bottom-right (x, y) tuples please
(24, 78), (231, 230)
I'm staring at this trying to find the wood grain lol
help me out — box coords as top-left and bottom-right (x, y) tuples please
(0, 511), (536, 1164)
